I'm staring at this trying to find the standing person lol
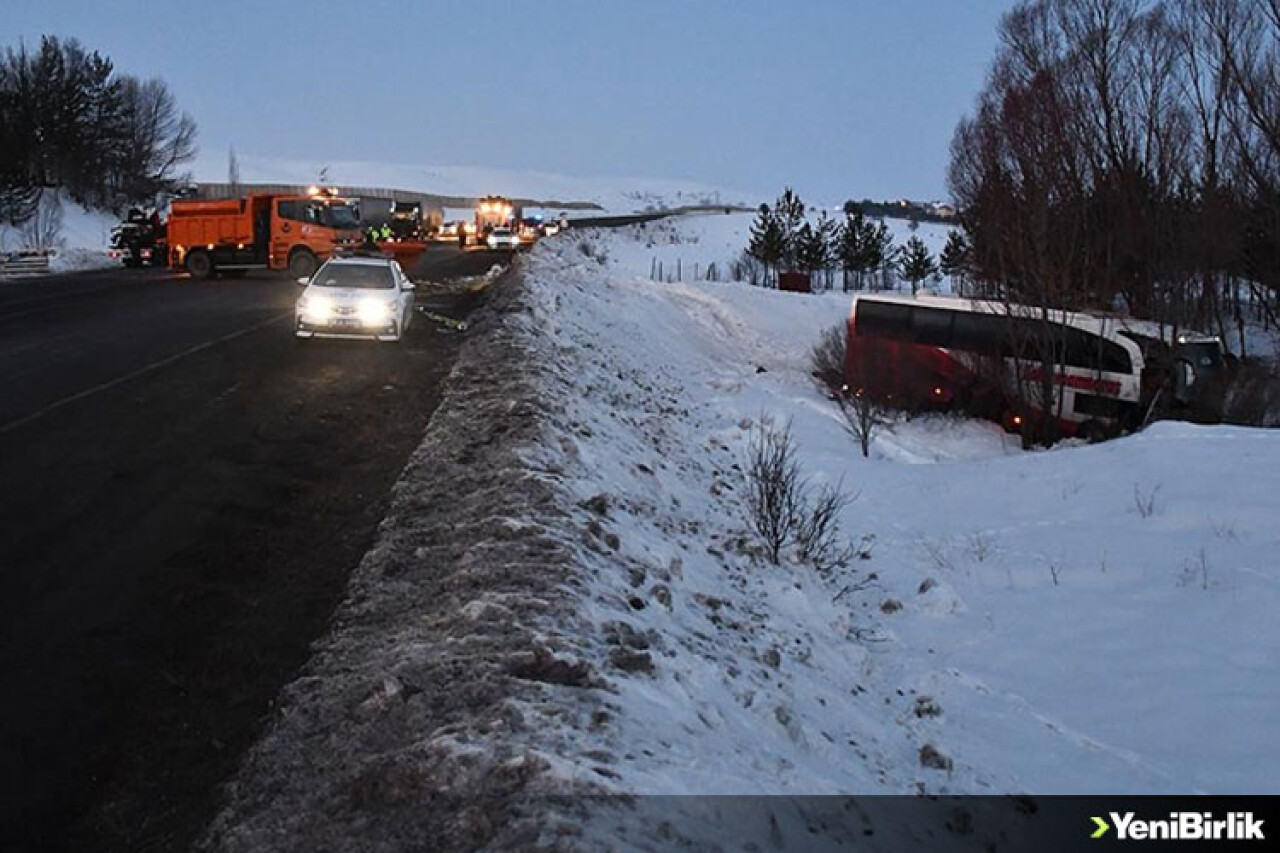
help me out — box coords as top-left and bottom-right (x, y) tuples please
(458, 226), (467, 249)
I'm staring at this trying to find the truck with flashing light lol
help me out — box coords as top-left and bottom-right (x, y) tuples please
(167, 187), (363, 279)
(473, 195), (521, 245)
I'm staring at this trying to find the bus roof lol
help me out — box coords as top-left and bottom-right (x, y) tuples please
(849, 292), (1193, 348)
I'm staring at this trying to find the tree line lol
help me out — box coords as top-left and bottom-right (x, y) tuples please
(949, 0), (1280, 342)
(745, 188), (947, 294)
(0, 35), (197, 225)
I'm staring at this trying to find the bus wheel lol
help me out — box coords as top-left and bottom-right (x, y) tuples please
(288, 249), (317, 279)
(185, 249), (214, 279)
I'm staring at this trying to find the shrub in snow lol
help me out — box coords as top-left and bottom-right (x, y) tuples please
(743, 417), (858, 571)
(834, 386), (887, 458)
(744, 418), (804, 565)
(809, 324), (846, 391)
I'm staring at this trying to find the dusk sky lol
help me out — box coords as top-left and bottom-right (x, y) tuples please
(7, 1), (1017, 204)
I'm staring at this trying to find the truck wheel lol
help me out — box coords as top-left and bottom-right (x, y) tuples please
(288, 249), (318, 279)
(185, 250), (214, 279)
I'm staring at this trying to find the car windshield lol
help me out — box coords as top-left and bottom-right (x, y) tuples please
(312, 264), (394, 289)
(321, 203), (360, 230)
(493, 229), (510, 236)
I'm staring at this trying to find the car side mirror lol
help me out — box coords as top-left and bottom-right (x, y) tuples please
(400, 280), (415, 291)
(296, 276), (310, 286)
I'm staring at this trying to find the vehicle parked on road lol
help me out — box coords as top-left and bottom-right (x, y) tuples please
(475, 195), (520, 243)
(294, 255), (415, 342)
(486, 227), (519, 250)
(169, 186), (363, 280)
(109, 208), (166, 267)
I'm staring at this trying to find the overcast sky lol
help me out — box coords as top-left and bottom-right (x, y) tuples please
(8, 0), (1016, 204)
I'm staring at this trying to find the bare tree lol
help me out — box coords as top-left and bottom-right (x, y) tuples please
(744, 418), (805, 564)
(21, 188), (63, 249)
(809, 324), (846, 391)
(834, 386), (886, 458)
(116, 76), (197, 199)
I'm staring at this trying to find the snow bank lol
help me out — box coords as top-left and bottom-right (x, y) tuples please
(511, 222), (1280, 806)
(206, 215), (1279, 851)
(0, 189), (118, 275)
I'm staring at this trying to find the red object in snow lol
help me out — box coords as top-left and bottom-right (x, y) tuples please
(779, 272), (811, 293)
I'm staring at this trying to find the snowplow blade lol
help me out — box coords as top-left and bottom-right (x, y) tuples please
(378, 240), (428, 275)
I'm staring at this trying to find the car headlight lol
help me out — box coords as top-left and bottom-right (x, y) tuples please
(358, 298), (392, 325)
(299, 295), (333, 321)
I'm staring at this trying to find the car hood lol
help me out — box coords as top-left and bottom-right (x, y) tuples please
(299, 286), (395, 304)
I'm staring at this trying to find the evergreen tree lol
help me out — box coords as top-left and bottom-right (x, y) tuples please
(939, 229), (971, 293)
(795, 221), (829, 281)
(747, 203), (785, 286)
(836, 209), (866, 291)
(0, 35), (197, 219)
(814, 210), (838, 290)
(899, 235), (937, 294)
(773, 186), (806, 270)
(858, 218), (895, 290)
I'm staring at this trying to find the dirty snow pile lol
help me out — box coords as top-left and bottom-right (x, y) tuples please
(509, 218), (1280, 825)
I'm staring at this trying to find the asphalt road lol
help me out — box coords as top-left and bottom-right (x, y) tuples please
(0, 248), (505, 852)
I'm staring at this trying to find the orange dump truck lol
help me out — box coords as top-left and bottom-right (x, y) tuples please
(167, 189), (363, 279)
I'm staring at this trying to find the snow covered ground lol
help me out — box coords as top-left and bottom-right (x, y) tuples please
(205, 212), (1277, 850)
(585, 209), (955, 291)
(509, 217), (1280, 806)
(191, 152), (755, 215)
(0, 189), (118, 274)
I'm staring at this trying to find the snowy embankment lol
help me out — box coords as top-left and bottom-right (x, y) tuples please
(204, 215), (1278, 851)
(513, 223), (1280, 804)
(0, 189), (118, 274)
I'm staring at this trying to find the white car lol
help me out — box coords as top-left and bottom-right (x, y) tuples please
(486, 227), (519, 249)
(295, 255), (415, 342)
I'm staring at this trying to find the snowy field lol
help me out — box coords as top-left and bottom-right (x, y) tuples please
(585, 209), (954, 291)
(192, 152), (755, 215)
(510, 217), (1280, 805)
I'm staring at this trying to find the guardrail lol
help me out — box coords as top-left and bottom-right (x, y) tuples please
(0, 253), (52, 278)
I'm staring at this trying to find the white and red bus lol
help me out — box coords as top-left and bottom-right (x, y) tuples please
(844, 293), (1157, 441)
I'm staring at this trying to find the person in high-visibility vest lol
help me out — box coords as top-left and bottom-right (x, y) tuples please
(379, 222), (393, 242)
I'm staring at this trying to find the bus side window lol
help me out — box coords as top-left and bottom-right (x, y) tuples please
(952, 313), (1003, 356)
(857, 301), (912, 341)
(1063, 327), (1132, 373)
(911, 307), (954, 347)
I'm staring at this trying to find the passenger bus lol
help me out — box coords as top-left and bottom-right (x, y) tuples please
(845, 293), (1157, 441)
